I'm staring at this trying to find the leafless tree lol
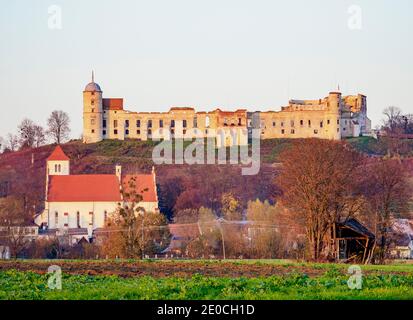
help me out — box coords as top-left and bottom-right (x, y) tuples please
(6, 133), (19, 152)
(276, 139), (366, 261)
(382, 106), (403, 134)
(33, 125), (46, 148)
(18, 119), (37, 149)
(47, 110), (71, 144)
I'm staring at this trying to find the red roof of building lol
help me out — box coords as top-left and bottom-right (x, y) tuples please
(122, 174), (157, 202)
(103, 98), (124, 110)
(47, 146), (70, 161)
(48, 175), (122, 202)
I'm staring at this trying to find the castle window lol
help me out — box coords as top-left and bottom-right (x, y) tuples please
(91, 129), (95, 133)
(272, 121), (276, 127)
(291, 129), (295, 134)
(337, 119), (340, 125)
(125, 120), (129, 128)
(281, 122), (284, 127)
(171, 120), (175, 128)
(314, 129), (318, 134)
(91, 108), (95, 113)
(136, 120), (141, 127)
(183, 129), (187, 135)
(290, 120), (294, 127)
(308, 120), (311, 127)
(238, 118), (242, 126)
(205, 116), (210, 128)
(103, 130), (106, 135)
(327, 119), (330, 125)
(125, 129), (129, 135)
(224, 118), (228, 126)
(320, 121), (323, 128)
(148, 129), (152, 135)
(300, 120), (304, 126)
(137, 130), (141, 135)
(147, 120), (152, 128)
(281, 129), (285, 134)
(77, 212), (80, 228)
(114, 120), (118, 128)
(205, 129), (208, 135)
(159, 120), (164, 128)
(194, 117), (198, 128)
(114, 129), (118, 135)
(91, 92), (95, 96)
(103, 120), (107, 128)
(183, 120), (187, 128)
(91, 119), (95, 125)
(91, 100), (94, 105)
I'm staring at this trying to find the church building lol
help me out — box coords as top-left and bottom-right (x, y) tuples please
(35, 146), (159, 243)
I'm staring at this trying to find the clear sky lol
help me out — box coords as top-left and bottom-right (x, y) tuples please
(0, 0), (412, 139)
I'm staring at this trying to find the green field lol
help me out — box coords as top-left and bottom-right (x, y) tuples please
(1, 260), (413, 300)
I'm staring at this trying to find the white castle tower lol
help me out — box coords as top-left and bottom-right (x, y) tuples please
(83, 71), (103, 143)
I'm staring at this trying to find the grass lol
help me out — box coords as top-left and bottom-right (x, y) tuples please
(1, 260), (413, 300)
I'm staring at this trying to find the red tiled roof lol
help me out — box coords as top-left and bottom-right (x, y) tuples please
(122, 174), (157, 202)
(47, 146), (69, 161)
(48, 175), (122, 202)
(103, 98), (124, 110)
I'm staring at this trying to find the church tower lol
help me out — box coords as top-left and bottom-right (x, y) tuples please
(47, 145), (70, 176)
(83, 71), (103, 143)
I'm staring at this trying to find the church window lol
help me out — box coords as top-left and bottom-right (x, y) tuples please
(55, 164), (58, 172)
(58, 164), (61, 172)
(89, 212), (94, 226)
(55, 212), (59, 227)
(104, 211), (108, 226)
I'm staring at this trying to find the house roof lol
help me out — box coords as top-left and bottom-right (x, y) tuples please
(338, 218), (375, 239)
(122, 174), (157, 202)
(48, 175), (122, 202)
(47, 146), (70, 161)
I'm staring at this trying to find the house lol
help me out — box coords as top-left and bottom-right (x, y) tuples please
(35, 146), (159, 243)
(390, 219), (413, 259)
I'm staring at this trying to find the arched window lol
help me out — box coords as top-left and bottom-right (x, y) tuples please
(54, 164), (58, 172)
(58, 164), (61, 172)
(55, 212), (59, 227)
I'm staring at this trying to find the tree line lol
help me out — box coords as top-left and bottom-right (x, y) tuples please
(0, 110), (71, 153)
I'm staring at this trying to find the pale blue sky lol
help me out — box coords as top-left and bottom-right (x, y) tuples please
(0, 0), (412, 139)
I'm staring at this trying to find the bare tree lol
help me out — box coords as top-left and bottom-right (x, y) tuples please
(47, 110), (70, 144)
(6, 133), (19, 152)
(0, 197), (34, 258)
(362, 158), (412, 263)
(276, 139), (365, 261)
(18, 119), (37, 149)
(382, 106), (403, 134)
(34, 125), (46, 148)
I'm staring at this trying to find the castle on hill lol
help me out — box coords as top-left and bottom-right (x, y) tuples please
(82, 74), (371, 145)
